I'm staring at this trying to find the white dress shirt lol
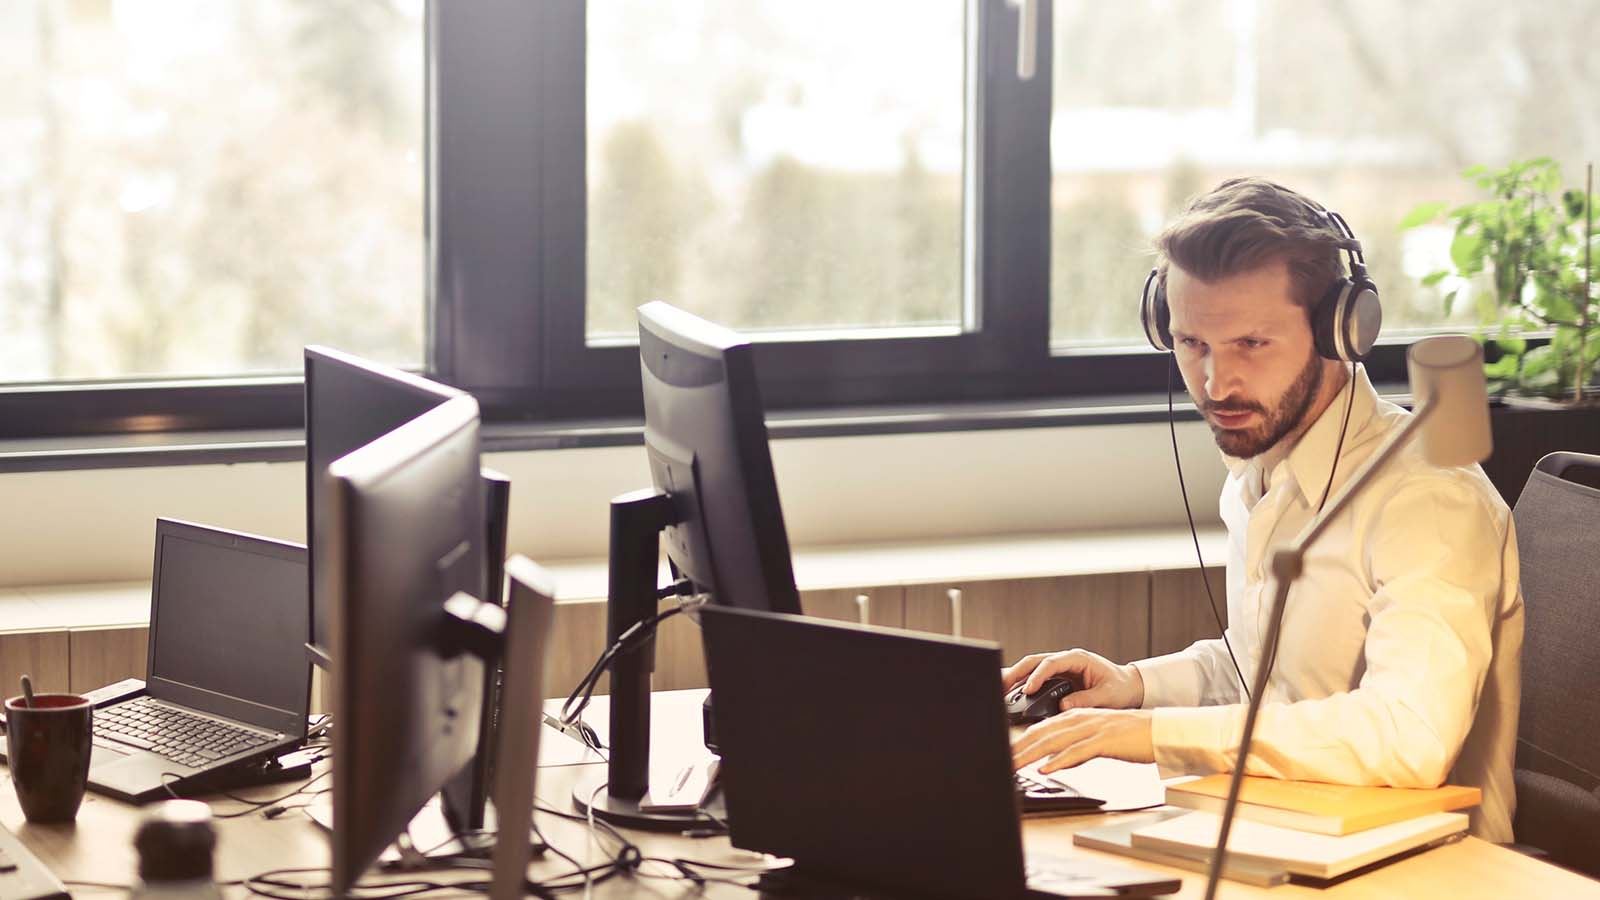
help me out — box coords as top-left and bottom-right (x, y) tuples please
(1131, 365), (1523, 842)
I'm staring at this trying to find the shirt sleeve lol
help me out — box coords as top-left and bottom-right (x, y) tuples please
(1145, 475), (1507, 788)
(1132, 633), (1249, 709)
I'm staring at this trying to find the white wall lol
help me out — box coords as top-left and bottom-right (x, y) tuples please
(0, 419), (1226, 587)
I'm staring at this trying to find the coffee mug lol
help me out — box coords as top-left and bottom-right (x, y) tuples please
(4, 693), (94, 823)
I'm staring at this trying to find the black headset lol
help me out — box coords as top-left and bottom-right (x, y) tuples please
(1138, 205), (1383, 361)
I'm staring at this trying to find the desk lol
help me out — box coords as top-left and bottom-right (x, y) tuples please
(4, 690), (1597, 899)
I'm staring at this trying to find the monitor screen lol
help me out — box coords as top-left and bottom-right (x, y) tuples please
(147, 519), (309, 737)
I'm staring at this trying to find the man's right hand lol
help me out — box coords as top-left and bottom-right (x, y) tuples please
(1001, 649), (1146, 712)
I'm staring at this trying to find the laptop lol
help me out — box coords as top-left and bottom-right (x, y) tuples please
(700, 606), (1182, 900)
(85, 519), (311, 803)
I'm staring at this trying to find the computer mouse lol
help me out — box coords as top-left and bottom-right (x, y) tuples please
(1006, 675), (1075, 725)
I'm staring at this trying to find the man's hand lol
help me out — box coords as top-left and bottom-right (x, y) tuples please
(1001, 648), (1146, 712)
(1011, 708), (1155, 774)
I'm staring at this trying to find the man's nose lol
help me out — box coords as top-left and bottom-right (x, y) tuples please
(1204, 355), (1240, 402)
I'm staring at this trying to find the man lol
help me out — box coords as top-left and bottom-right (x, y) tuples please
(1006, 178), (1523, 841)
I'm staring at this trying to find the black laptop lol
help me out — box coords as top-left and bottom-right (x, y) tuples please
(85, 518), (311, 803)
(700, 606), (1182, 900)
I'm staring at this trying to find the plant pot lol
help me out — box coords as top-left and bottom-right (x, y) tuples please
(1497, 385), (1600, 411)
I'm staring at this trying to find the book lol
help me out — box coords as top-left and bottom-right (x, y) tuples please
(1129, 810), (1469, 880)
(1165, 775), (1481, 836)
(1073, 810), (1291, 887)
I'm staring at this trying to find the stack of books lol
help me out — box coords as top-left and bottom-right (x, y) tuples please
(1073, 776), (1481, 886)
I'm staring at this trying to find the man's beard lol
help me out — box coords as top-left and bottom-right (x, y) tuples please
(1203, 350), (1324, 459)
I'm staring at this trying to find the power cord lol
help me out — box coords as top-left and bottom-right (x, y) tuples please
(557, 580), (702, 736)
(159, 767), (331, 819)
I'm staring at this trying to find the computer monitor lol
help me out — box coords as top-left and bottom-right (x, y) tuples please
(638, 301), (802, 614)
(573, 302), (803, 829)
(321, 395), (487, 893)
(304, 345), (459, 665)
(305, 346), (509, 834)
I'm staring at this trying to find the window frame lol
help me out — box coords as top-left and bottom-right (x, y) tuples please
(0, 0), (1440, 445)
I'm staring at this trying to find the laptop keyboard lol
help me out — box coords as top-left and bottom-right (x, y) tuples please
(1015, 770), (1082, 797)
(95, 697), (274, 769)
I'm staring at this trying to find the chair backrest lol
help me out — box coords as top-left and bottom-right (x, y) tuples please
(1511, 451), (1600, 874)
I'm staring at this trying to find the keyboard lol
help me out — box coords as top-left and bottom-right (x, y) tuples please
(1015, 771), (1103, 814)
(95, 697), (275, 769)
(0, 824), (67, 900)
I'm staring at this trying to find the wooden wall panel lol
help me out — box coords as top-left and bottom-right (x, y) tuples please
(650, 586), (908, 692)
(68, 627), (148, 693)
(904, 574), (1149, 665)
(0, 631), (70, 697)
(800, 587), (905, 629)
(1150, 567), (1228, 658)
(545, 600), (609, 701)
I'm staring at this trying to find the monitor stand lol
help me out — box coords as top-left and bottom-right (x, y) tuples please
(568, 488), (721, 832)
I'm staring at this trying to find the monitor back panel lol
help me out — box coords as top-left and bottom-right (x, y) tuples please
(701, 607), (1028, 900)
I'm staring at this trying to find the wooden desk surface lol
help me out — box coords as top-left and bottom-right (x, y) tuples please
(4, 691), (1597, 899)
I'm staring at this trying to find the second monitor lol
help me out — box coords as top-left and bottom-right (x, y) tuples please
(570, 301), (804, 827)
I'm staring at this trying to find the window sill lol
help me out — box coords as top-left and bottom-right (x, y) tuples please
(0, 381), (1443, 474)
(1, 390), (1211, 473)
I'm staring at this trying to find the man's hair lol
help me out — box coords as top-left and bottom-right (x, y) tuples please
(1154, 177), (1359, 310)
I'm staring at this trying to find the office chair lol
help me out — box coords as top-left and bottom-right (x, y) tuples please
(1510, 451), (1600, 877)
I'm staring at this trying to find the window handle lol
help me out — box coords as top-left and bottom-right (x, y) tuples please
(1007, 0), (1038, 81)
(854, 593), (871, 625)
(947, 588), (964, 637)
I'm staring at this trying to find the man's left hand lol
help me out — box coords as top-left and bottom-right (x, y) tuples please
(1011, 708), (1155, 774)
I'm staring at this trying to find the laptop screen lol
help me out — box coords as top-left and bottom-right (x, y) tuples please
(147, 521), (310, 736)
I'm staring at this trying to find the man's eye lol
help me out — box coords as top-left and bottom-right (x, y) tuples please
(1241, 338), (1266, 350)
(1180, 337), (1203, 349)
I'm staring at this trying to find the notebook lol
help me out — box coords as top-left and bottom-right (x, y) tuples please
(1128, 809), (1469, 880)
(1165, 775), (1481, 835)
(86, 519), (310, 803)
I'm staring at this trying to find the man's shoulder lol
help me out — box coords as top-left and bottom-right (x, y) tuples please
(1365, 446), (1510, 529)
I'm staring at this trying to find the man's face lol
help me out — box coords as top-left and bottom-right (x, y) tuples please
(1166, 260), (1327, 459)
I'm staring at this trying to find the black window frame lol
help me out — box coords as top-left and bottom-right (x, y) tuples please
(0, 0), (1419, 444)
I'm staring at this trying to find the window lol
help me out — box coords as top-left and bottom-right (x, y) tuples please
(585, 2), (966, 340)
(12, 1), (1596, 448)
(0, 1), (425, 385)
(1048, 0), (1599, 350)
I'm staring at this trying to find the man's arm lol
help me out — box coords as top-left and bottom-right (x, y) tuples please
(1146, 476), (1507, 787)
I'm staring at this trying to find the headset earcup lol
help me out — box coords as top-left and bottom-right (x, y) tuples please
(1313, 278), (1383, 361)
(1312, 281), (1349, 361)
(1140, 268), (1172, 352)
(1344, 281), (1382, 359)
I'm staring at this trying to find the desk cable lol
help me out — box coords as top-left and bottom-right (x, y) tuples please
(557, 579), (705, 741)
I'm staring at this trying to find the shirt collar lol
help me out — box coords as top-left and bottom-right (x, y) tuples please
(1220, 364), (1380, 504)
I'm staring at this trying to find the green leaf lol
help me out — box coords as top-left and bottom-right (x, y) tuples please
(1421, 270), (1449, 288)
(1462, 164), (1488, 178)
(1521, 345), (1558, 378)
(1495, 336), (1528, 355)
(1443, 288), (1460, 316)
(1484, 355), (1521, 379)
(1451, 229), (1487, 275)
(1400, 202), (1448, 230)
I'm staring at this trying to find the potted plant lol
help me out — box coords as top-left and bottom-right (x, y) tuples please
(1401, 159), (1598, 405)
